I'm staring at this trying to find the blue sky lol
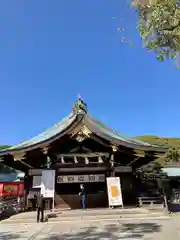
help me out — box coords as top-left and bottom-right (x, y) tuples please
(0, 0), (179, 145)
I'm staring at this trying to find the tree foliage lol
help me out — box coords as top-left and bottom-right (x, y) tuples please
(132, 0), (180, 65)
(0, 164), (16, 173)
(0, 145), (9, 150)
(164, 147), (180, 163)
(136, 147), (180, 179)
(136, 161), (163, 180)
(0, 145), (16, 173)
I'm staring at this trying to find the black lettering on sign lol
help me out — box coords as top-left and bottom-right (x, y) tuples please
(57, 176), (64, 183)
(88, 175), (95, 182)
(67, 176), (74, 183)
(99, 175), (105, 182)
(78, 175), (84, 182)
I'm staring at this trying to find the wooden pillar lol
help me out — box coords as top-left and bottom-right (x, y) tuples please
(61, 156), (65, 163)
(110, 154), (115, 177)
(110, 145), (117, 177)
(157, 178), (168, 210)
(24, 171), (29, 211)
(98, 156), (103, 163)
(85, 156), (89, 164)
(42, 147), (51, 168)
(74, 156), (78, 163)
(42, 146), (53, 210)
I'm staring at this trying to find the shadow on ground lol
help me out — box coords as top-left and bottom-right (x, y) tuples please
(0, 232), (22, 239)
(42, 222), (161, 240)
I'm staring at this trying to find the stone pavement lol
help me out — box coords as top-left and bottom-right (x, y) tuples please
(2, 207), (168, 224)
(0, 223), (44, 240)
(0, 216), (180, 240)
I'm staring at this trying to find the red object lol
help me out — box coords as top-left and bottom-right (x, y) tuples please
(0, 182), (24, 197)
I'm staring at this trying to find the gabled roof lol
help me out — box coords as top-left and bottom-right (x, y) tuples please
(85, 115), (153, 147)
(4, 113), (77, 151)
(0, 98), (168, 155)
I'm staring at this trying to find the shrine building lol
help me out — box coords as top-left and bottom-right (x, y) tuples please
(0, 98), (167, 209)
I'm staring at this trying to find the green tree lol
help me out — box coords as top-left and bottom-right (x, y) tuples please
(136, 160), (163, 180)
(0, 145), (16, 173)
(164, 147), (180, 163)
(132, 0), (180, 65)
(0, 164), (16, 173)
(0, 145), (9, 150)
(136, 147), (180, 179)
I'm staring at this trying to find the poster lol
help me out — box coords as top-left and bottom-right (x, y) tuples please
(0, 182), (24, 197)
(41, 170), (55, 198)
(106, 177), (123, 207)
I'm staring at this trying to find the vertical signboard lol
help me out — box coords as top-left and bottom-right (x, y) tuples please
(106, 177), (123, 207)
(41, 170), (55, 198)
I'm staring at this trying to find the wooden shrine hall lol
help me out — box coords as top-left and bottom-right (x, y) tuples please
(0, 98), (167, 209)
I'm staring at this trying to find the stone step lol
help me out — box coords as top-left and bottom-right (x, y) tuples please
(49, 212), (168, 221)
(6, 209), (150, 221)
(1, 207), (167, 223)
(1, 212), (168, 224)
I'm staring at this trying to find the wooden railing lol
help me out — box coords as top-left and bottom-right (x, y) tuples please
(137, 196), (164, 208)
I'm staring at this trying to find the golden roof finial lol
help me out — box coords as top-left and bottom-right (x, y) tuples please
(73, 94), (87, 115)
(77, 94), (82, 100)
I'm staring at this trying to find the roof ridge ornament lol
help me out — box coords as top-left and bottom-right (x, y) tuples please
(73, 95), (88, 115)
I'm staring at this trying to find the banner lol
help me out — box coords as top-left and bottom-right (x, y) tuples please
(0, 182), (24, 197)
(41, 170), (55, 198)
(106, 177), (123, 207)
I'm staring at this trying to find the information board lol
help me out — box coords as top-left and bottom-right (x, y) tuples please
(106, 177), (123, 207)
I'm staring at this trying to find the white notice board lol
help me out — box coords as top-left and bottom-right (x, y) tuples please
(41, 170), (55, 198)
(106, 177), (123, 207)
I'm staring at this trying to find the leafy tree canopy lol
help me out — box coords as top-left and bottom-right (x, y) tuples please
(0, 145), (16, 173)
(0, 145), (9, 150)
(136, 147), (180, 179)
(132, 0), (180, 66)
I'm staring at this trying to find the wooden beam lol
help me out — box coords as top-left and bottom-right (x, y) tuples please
(91, 135), (111, 148)
(57, 152), (109, 158)
(57, 166), (108, 172)
(19, 159), (34, 169)
(126, 156), (141, 166)
(115, 166), (132, 173)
